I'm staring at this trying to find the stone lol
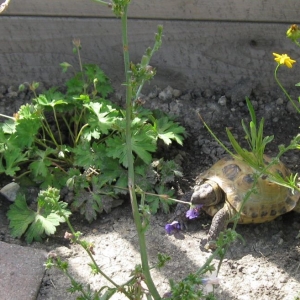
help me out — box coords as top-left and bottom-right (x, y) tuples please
(0, 182), (20, 202)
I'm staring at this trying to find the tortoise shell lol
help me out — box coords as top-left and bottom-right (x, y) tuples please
(195, 155), (300, 224)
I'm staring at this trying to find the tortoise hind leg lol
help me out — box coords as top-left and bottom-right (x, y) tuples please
(201, 202), (231, 250)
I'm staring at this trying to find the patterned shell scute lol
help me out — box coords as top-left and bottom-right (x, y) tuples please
(198, 155), (299, 223)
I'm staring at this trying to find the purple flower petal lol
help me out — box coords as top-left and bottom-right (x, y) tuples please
(163, 291), (173, 298)
(201, 276), (221, 285)
(165, 221), (181, 235)
(186, 204), (203, 220)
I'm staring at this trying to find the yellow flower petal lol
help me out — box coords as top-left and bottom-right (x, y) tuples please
(272, 53), (296, 68)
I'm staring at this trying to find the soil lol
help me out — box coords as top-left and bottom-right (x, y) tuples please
(1, 82), (300, 300)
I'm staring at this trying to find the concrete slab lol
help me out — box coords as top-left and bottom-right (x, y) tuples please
(0, 241), (47, 300)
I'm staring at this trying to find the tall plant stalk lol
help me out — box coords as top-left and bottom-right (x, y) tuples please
(120, 5), (161, 299)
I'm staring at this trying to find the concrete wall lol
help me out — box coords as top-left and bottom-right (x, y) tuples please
(1, 0), (299, 92)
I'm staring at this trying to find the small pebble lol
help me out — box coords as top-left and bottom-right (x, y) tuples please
(218, 95), (227, 106)
(172, 89), (182, 98)
(158, 86), (173, 101)
(276, 97), (284, 105)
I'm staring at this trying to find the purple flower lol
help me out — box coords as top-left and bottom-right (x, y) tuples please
(163, 291), (172, 298)
(201, 271), (221, 293)
(165, 221), (181, 235)
(186, 204), (203, 219)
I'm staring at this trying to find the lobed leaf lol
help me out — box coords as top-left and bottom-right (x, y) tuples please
(153, 116), (186, 145)
(7, 194), (36, 239)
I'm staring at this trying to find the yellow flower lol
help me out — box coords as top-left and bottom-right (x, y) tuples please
(273, 53), (296, 68)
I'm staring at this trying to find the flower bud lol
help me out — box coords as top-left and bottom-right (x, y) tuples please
(287, 24), (300, 41)
(64, 231), (74, 240)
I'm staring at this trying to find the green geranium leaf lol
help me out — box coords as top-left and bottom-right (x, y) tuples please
(25, 219), (45, 243)
(1, 119), (16, 134)
(12, 118), (41, 148)
(144, 194), (160, 214)
(106, 124), (156, 167)
(66, 75), (85, 95)
(132, 127), (156, 164)
(84, 64), (113, 98)
(7, 188), (71, 243)
(18, 103), (37, 119)
(29, 148), (54, 178)
(7, 194), (36, 239)
(153, 116), (186, 145)
(145, 185), (174, 214)
(105, 135), (128, 167)
(35, 94), (67, 107)
(25, 211), (67, 244)
(4, 148), (27, 176)
(84, 102), (119, 135)
(72, 190), (103, 223)
(73, 142), (93, 168)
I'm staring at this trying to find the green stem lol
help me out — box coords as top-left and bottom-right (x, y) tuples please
(198, 112), (237, 158)
(34, 137), (50, 149)
(294, 40), (300, 48)
(121, 6), (160, 300)
(61, 115), (75, 145)
(75, 123), (89, 145)
(274, 64), (300, 113)
(112, 185), (192, 206)
(14, 170), (31, 179)
(76, 46), (87, 94)
(41, 117), (59, 147)
(74, 107), (86, 142)
(52, 107), (63, 145)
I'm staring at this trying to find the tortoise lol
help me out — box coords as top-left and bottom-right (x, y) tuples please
(174, 155), (300, 249)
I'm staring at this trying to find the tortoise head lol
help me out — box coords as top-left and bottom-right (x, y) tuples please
(191, 179), (223, 206)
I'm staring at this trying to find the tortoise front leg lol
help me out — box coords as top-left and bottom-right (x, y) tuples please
(201, 203), (230, 250)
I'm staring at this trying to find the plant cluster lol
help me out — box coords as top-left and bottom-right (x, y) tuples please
(2, 39), (186, 241)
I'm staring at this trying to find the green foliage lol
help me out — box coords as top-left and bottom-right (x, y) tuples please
(156, 253), (171, 269)
(151, 115), (186, 146)
(168, 274), (216, 300)
(1, 41), (186, 229)
(66, 64), (113, 98)
(7, 187), (71, 243)
(226, 97), (274, 169)
(202, 95), (300, 191)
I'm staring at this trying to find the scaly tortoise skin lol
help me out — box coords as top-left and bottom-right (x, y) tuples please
(175, 155), (300, 249)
